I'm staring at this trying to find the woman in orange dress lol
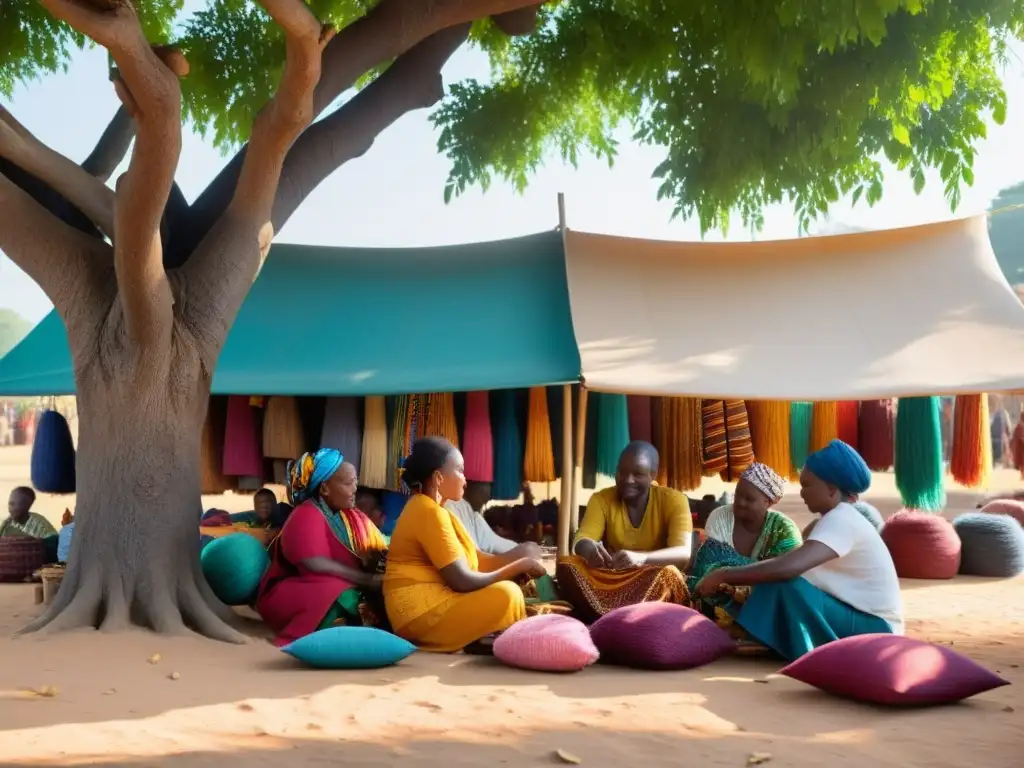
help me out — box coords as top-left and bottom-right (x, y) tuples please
(384, 437), (546, 652)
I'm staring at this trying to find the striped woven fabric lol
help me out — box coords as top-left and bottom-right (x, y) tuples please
(721, 399), (754, 481)
(386, 394), (409, 490)
(701, 399), (728, 476)
(423, 392), (460, 448)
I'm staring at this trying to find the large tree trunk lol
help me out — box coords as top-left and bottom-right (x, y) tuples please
(23, 318), (244, 642)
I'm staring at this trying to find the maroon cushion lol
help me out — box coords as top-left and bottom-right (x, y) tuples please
(589, 602), (733, 670)
(781, 634), (1009, 705)
(881, 510), (961, 579)
(980, 500), (1024, 526)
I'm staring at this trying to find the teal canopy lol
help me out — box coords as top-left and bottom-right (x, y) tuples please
(0, 231), (581, 396)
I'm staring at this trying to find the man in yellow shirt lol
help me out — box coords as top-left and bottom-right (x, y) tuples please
(558, 441), (693, 622)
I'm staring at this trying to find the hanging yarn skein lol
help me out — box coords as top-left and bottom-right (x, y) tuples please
(746, 401), (791, 480)
(359, 396), (388, 489)
(385, 395), (409, 490)
(627, 396), (653, 443)
(492, 390), (523, 501)
(950, 394), (992, 489)
(423, 392), (459, 448)
(462, 391), (494, 482)
(836, 401), (860, 450)
(789, 402), (812, 478)
(596, 393), (630, 478)
(701, 399), (728, 477)
(523, 387), (557, 483)
(30, 410), (76, 494)
(810, 401), (839, 454)
(895, 396), (946, 511)
(859, 399), (896, 471)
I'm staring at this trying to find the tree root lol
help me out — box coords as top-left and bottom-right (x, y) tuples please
(17, 558), (247, 644)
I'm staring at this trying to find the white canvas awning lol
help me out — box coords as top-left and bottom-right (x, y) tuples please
(563, 216), (1024, 400)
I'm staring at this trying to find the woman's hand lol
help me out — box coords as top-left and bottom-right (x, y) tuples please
(577, 539), (613, 569)
(695, 569), (729, 597)
(520, 558), (548, 579)
(611, 550), (646, 570)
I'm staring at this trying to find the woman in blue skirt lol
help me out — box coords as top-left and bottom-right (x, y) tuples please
(694, 439), (903, 661)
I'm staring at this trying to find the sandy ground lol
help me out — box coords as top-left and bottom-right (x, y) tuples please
(0, 446), (1021, 766)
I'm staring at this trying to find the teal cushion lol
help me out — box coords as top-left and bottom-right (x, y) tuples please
(200, 533), (269, 606)
(282, 626), (416, 669)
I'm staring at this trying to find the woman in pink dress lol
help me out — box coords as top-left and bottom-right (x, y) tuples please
(256, 448), (388, 646)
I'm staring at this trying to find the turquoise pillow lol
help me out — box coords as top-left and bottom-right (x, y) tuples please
(282, 626), (416, 669)
(200, 533), (269, 606)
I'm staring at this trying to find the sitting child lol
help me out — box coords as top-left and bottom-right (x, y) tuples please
(230, 488), (278, 528)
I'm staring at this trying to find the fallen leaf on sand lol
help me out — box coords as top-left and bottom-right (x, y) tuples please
(168, 672), (180, 681)
(747, 753), (772, 765)
(1003, 706), (1015, 713)
(754, 678), (770, 684)
(555, 749), (582, 764)
(147, 654), (162, 665)
(102, 688), (116, 696)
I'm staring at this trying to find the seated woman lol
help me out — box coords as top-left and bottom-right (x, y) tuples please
(694, 440), (904, 661)
(255, 449), (388, 647)
(557, 441), (692, 623)
(384, 437), (546, 653)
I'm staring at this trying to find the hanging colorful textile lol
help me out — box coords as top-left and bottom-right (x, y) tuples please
(810, 401), (839, 454)
(523, 387), (557, 483)
(701, 399), (728, 477)
(223, 396), (262, 477)
(627, 395), (653, 444)
(895, 396), (946, 511)
(721, 399), (754, 482)
(596, 393), (630, 479)
(462, 391), (494, 482)
(656, 396), (703, 491)
(951, 394), (992, 489)
(263, 396), (306, 460)
(746, 400), (791, 480)
(492, 389), (523, 501)
(385, 395), (409, 491)
(30, 410), (76, 494)
(789, 402), (813, 478)
(836, 401), (860, 451)
(859, 399), (896, 472)
(320, 397), (363, 469)
(359, 396), (388, 489)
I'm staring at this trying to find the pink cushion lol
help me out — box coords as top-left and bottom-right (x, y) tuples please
(781, 634), (1009, 705)
(493, 615), (599, 672)
(981, 500), (1024, 526)
(589, 602), (733, 670)
(881, 510), (961, 579)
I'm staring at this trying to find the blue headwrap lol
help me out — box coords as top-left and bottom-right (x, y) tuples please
(286, 448), (344, 505)
(804, 439), (871, 496)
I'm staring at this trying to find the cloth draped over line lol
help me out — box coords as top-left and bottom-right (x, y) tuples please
(384, 493), (526, 652)
(321, 397), (363, 470)
(263, 396), (306, 460)
(223, 395), (262, 477)
(557, 485), (693, 623)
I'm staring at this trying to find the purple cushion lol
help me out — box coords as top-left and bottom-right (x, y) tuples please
(493, 615), (599, 672)
(781, 634), (1009, 705)
(589, 602), (733, 670)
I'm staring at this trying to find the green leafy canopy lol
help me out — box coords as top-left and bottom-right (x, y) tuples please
(3, 0), (1022, 234)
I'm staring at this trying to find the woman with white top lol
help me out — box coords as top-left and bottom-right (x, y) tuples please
(694, 439), (903, 660)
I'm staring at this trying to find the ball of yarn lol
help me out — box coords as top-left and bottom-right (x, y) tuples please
(852, 501), (884, 532)
(953, 513), (1024, 578)
(200, 533), (269, 606)
(979, 500), (1024, 527)
(881, 511), (961, 579)
(30, 410), (76, 494)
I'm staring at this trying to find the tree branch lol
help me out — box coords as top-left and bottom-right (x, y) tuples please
(175, 0), (544, 268)
(273, 25), (470, 231)
(179, 0), (334, 365)
(81, 105), (135, 181)
(0, 170), (111, 320)
(0, 104), (115, 237)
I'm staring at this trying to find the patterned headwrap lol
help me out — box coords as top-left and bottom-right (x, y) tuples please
(740, 462), (785, 504)
(804, 439), (871, 496)
(287, 448), (344, 505)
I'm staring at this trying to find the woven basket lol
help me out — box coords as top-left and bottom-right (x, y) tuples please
(0, 538), (47, 583)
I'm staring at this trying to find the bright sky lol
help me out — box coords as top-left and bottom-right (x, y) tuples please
(2, 12), (1023, 324)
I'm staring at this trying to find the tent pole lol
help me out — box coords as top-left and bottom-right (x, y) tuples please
(571, 385), (588, 536)
(556, 191), (573, 556)
(558, 384), (573, 555)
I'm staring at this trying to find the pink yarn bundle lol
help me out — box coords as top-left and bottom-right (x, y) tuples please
(627, 395), (653, 443)
(222, 395), (262, 477)
(462, 391), (494, 482)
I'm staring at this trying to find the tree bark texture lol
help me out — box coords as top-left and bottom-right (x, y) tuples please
(1, 0), (544, 640)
